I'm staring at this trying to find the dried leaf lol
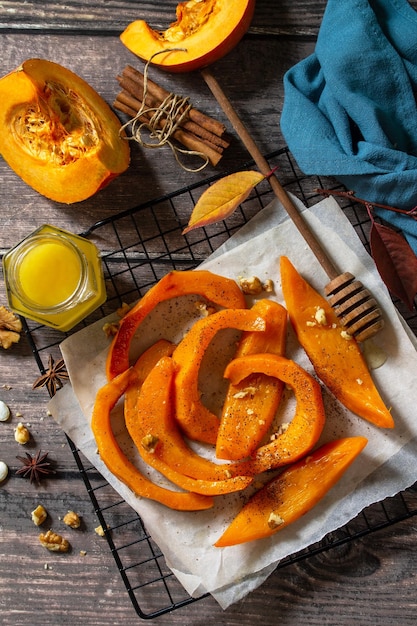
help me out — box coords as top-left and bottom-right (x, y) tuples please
(370, 222), (417, 310)
(183, 170), (265, 234)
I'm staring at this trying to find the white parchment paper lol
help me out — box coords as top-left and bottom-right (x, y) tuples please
(48, 195), (417, 609)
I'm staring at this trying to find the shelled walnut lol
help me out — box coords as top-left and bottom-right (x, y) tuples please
(63, 510), (81, 529)
(31, 504), (48, 526)
(0, 305), (22, 349)
(238, 276), (274, 295)
(94, 525), (105, 537)
(14, 422), (30, 444)
(39, 529), (70, 552)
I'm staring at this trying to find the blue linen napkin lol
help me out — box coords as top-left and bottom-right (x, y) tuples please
(280, 0), (417, 254)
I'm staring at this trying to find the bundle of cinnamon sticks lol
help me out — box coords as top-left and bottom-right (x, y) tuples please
(114, 65), (230, 166)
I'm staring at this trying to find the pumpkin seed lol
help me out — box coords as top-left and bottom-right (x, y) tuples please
(0, 400), (10, 422)
(0, 461), (9, 483)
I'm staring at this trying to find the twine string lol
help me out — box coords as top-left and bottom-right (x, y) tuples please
(119, 49), (210, 172)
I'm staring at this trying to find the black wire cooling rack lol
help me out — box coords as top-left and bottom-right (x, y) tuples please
(21, 147), (417, 620)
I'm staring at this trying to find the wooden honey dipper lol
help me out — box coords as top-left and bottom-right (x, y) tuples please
(201, 68), (384, 342)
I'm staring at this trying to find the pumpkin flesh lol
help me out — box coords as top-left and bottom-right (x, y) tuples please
(0, 59), (130, 203)
(120, 0), (256, 73)
(172, 307), (266, 445)
(125, 355), (253, 495)
(216, 299), (288, 460)
(91, 368), (213, 511)
(280, 256), (394, 429)
(214, 436), (368, 547)
(223, 354), (326, 476)
(106, 269), (247, 380)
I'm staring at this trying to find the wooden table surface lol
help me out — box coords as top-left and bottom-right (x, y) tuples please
(2, 2), (417, 624)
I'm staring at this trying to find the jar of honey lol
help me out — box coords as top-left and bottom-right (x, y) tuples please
(3, 224), (106, 332)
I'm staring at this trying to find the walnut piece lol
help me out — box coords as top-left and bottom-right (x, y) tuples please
(238, 275), (263, 295)
(14, 422), (30, 444)
(195, 301), (216, 317)
(117, 302), (131, 318)
(232, 385), (257, 399)
(63, 510), (81, 529)
(238, 276), (274, 296)
(0, 305), (22, 349)
(39, 529), (70, 552)
(141, 433), (159, 453)
(102, 322), (119, 338)
(314, 307), (327, 326)
(31, 504), (48, 526)
(267, 512), (285, 529)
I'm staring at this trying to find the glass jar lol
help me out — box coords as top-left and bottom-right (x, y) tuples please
(3, 224), (106, 332)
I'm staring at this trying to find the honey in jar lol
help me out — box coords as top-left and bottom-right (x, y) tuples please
(3, 224), (106, 331)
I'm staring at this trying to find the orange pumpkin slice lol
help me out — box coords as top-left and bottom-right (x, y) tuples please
(224, 353), (326, 476)
(172, 307), (266, 445)
(125, 355), (253, 495)
(91, 368), (213, 511)
(214, 436), (368, 547)
(216, 299), (288, 460)
(120, 0), (256, 73)
(0, 59), (130, 203)
(125, 341), (249, 482)
(280, 256), (394, 429)
(107, 269), (247, 380)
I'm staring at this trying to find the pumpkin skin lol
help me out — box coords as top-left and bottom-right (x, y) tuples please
(0, 59), (130, 203)
(120, 0), (256, 73)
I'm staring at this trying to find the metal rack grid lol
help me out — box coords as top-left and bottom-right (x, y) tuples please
(22, 147), (417, 620)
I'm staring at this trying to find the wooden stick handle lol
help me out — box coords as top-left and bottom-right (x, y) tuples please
(201, 68), (340, 280)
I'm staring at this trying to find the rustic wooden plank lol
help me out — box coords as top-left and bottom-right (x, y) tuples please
(0, 0), (327, 36)
(1, 1), (417, 624)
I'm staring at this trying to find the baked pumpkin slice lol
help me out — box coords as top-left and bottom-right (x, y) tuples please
(214, 436), (368, 547)
(0, 59), (130, 203)
(280, 256), (394, 429)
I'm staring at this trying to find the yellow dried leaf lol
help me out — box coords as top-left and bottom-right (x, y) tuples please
(183, 170), (265, 234)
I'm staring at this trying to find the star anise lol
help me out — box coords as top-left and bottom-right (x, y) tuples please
(32, 354), (69, 396)
(16, 450), (55, 484)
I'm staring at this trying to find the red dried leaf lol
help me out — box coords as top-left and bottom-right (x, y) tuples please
(370, 222), (417, 310)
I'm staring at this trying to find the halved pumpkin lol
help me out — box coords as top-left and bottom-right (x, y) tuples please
(120, 0), (256, 73)
(0, 59), (130, 203)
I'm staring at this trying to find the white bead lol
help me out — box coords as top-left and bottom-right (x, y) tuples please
(0, 461), (9, 483)
(0, 400), (10, 422)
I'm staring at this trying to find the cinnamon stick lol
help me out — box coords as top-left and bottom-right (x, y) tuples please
(116, 73), (229, 150)
(115, 88), (224, 154)
(123, 64), (227, 138)
(113, 95), (223, 166)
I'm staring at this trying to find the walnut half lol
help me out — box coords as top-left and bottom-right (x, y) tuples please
(0, 305), (22, 349)
(39, 529), (70, 552)
(63, 510), (81, 529)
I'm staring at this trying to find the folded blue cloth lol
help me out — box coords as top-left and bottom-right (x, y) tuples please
(280, 0), (417, 254)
